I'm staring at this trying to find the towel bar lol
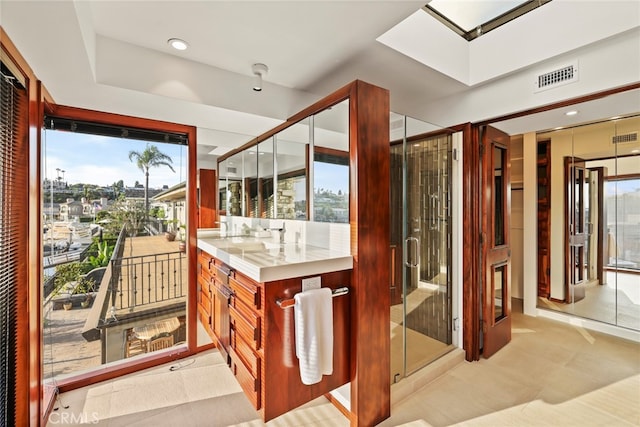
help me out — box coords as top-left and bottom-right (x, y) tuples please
(276, 286), (349, 309)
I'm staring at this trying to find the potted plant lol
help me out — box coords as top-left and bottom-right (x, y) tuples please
(165, 219), (178, 241)
(62, 298), (73, 311)
(75, 276), (96, 309)
(178, 224), (186, 253)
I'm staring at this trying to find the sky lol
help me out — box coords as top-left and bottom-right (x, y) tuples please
(44, 129), (188, 189)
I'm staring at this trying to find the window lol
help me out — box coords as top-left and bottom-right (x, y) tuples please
(41, 109), (195, 388)
(424, 0), (552, 41)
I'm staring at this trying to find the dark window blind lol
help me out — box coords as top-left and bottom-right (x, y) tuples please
(1, 68), (29, 426)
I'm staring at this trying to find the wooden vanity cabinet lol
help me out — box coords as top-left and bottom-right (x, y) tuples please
(196, 250), (215, 340)
(197, 250), (231, 362)
(197, 248), (351, 421)
(228, 268), (263, 409)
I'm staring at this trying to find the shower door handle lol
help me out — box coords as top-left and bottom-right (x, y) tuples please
(404, 237), (419, 268)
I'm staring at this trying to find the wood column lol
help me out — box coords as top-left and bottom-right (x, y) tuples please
(349, 80), (390, 426)
(462, 123), (481, 361)
(199, 168), (217, 228)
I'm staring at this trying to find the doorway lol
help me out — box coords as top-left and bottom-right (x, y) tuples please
(389, 114), (457, 382)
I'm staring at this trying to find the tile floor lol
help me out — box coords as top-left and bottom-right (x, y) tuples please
(49, 303), (640, 426)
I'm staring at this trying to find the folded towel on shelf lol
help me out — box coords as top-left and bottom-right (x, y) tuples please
(294, 287), (333, 385)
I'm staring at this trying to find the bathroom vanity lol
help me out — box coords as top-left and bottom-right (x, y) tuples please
(197, 234), (352, 421)
(198, 79), (391, 426)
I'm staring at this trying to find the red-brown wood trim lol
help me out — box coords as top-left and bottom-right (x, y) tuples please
(588, 166), (606, 285)
(41, 104), (202, 392)
(390, 126), (461, 146)
(324, 392), (353, 422)
(305, 146), (310, 219)
(198, 169), (217, 228)
(605, 172), (640, 180)
(314, 145), (349, 158)
(537, 140), (552, 299)
(463, 123), (481, 361)
(474, 83), (640, 127)
(349, 80), (390, 426)
(186, 125), (198, 356)
(31, 80), (45, 427)
(55, 347), (194, 391)
(47, 104), (194, 134)
(604, 267), (640, 276)
(2, 25), (48, 427)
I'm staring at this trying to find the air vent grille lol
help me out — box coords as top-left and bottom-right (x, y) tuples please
(612, 132), (638, 144)
(534, 62), (579, 92)
(390, 119), (404, 130)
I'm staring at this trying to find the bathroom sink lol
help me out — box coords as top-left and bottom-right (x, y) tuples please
(197, 228), (222, 238)
(214, 237), (267, 253)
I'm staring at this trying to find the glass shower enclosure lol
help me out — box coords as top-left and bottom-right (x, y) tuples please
(389, 113), (457, 382)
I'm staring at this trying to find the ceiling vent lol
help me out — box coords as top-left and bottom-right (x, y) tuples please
(534, 61), (579, 93)
(390, 119), (404, 130)
(612, 132), (638, 145)
(227, 166), (237, 175)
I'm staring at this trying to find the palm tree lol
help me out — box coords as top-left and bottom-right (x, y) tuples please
(128, 144), (175, 222)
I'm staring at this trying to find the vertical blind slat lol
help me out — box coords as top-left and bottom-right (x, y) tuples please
(1, 68), (29, 426)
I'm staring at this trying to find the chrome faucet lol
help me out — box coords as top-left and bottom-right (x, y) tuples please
(269, 222), (285, 244)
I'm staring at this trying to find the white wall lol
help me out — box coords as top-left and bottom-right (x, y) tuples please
(510, 137), (524, 299)
(417, 28), (640, 130)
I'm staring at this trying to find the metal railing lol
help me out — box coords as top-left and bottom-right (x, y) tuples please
(110, 250), (186, 310)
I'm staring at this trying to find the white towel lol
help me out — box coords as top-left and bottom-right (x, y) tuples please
(294, 287), (333, 385)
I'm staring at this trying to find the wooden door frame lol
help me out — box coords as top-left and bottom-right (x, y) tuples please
(480, 126), (512, 358)
(564, 156), (587, 302)
(462, 123), (482, 361)
(588, 166), (607, 285)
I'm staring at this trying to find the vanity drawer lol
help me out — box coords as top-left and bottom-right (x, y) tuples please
(229, 303), (260, 349)
(230, 328), (260, 377)
(211, 261), (231, 285)
(197, 278), (211, 310)
(198, 257), (214, 284)
(229, 275), (261, 310)
(198, 250), (213, 271)
(229, 347), (261, 410)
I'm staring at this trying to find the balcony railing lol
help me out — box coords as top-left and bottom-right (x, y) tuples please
(110, 251), (186, 311)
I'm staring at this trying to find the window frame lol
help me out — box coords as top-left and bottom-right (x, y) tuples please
(42, 103), (199, 393)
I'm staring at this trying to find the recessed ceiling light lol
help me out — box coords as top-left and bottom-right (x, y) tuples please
(168, 38), (188, 51)
(565, 110), (578, 116)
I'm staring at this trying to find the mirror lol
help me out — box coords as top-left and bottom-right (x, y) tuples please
(244, 148), (258, 217)
(217, 99), (350, 222)
(312, 99), (350, 223)
(275, 118), (309, 219)
(218, 158), (228, 216)
(228, 152), (244, 216)
(258, 138), (274, 218)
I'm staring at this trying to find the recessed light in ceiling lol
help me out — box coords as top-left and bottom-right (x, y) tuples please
(167, 38), (189, 51)
(565, 110), (579, 116)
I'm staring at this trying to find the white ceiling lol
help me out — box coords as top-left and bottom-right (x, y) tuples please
(1, 0), (638, 165)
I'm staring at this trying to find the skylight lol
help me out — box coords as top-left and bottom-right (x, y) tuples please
(424, 0), (552, 41)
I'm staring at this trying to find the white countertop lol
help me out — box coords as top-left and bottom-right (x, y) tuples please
(197, 235), (353, 282)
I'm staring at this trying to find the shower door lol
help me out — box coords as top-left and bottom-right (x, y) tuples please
(390, 116), (454, 382)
